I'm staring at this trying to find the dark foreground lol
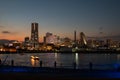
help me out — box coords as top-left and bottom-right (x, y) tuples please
(0, 66), (120, 80)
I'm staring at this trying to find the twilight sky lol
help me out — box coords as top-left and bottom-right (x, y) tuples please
(0, 0), (120, 42)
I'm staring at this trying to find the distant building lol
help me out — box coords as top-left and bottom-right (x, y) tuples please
(46, 32), (52, 37)
(23, 37), (31, 49)
(31, 23), (39, 49)
(24, 37), (29, 43)
(61, 37), (72, 47)
(80, 32), (87, 46)
(74, 30), (76, 43)
(87, 39), (95, 48)
(43, 36), (46, 44)
(44, 32), (59, 45)
(106, 39), (112, 47)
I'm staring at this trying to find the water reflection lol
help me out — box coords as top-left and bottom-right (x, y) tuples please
(75, 53), (78, 65)
(55, 53), (57, 59)
(74, 53), (79, 69)
(0, 53), (120, 69)
(30, 55), (39, 67)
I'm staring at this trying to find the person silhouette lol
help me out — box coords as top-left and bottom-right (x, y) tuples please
(54, 61), (57, 68)
(11, 59), (14, 66)
(40, 60), (42, 67)
(0, 59), (1, 65)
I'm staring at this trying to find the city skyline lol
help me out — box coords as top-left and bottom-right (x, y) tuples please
(0, 0), (120, 41)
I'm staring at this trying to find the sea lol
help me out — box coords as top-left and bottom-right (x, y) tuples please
(0, 53), (120, 70)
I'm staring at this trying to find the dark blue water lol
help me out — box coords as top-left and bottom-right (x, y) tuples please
(0, 53), (119, 70)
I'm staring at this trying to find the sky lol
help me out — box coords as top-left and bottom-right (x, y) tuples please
(0, 0), (120, 42)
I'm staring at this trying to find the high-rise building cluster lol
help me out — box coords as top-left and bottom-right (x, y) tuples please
(22, 24), (120, 51)
(23, 22), (39, 50)
(23, 23), (89, 51)
(1, 22), (120, 52)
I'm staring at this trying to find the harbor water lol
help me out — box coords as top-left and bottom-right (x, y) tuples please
(0, 53), (120, 70)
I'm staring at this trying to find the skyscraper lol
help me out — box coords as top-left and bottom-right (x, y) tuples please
(74, 30), (76, 42)
(31, 23), (39, 49)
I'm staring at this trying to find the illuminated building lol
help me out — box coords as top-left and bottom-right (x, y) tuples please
(44, 32), (59, 45)
(106, 39), (112, 47)
(61, 37), (72, 47)
(43, 36), (46, 44)
(31, 23), (39, 49)
(80, 32), (87, 46)
(46, 32), (52, 37)
(23, 37), (31, 49)
(24, 37), (29, 43)
(87, 39), (95, 48)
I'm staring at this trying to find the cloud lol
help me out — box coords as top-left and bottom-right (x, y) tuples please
(2, 31), (11, 34)
(1, 30), (18, 35)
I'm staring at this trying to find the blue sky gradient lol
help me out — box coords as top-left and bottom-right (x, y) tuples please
(0, 0), (120, 41)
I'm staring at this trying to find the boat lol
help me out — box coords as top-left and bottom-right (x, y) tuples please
(31, 56), (39, 60)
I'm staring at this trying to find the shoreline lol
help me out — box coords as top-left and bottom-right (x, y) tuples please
(0, 50), (120, 54)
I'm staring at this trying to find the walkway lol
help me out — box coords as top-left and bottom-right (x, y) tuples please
(0, 65), (120, 79)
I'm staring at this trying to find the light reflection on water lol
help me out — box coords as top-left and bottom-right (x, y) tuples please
(31, 59), (39, 67)
(0, 53), (119, 69)
(75, 53), (78, 65)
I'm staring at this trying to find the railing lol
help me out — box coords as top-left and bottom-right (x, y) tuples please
(1, 60), (119, 71)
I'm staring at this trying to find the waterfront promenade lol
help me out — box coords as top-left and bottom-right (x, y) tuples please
(0, 52), (120, 79)
(0, 66), (120, 80)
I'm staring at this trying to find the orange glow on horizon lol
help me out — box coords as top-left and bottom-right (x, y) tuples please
(0, 34), (44, 42)
(0, 31), (74, 42)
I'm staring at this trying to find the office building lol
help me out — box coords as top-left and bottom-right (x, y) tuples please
(31, 22), (39, 49)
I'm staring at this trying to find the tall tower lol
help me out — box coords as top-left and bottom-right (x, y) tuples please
(74, 30), (76, 43)
(31, 22), (39, 49)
